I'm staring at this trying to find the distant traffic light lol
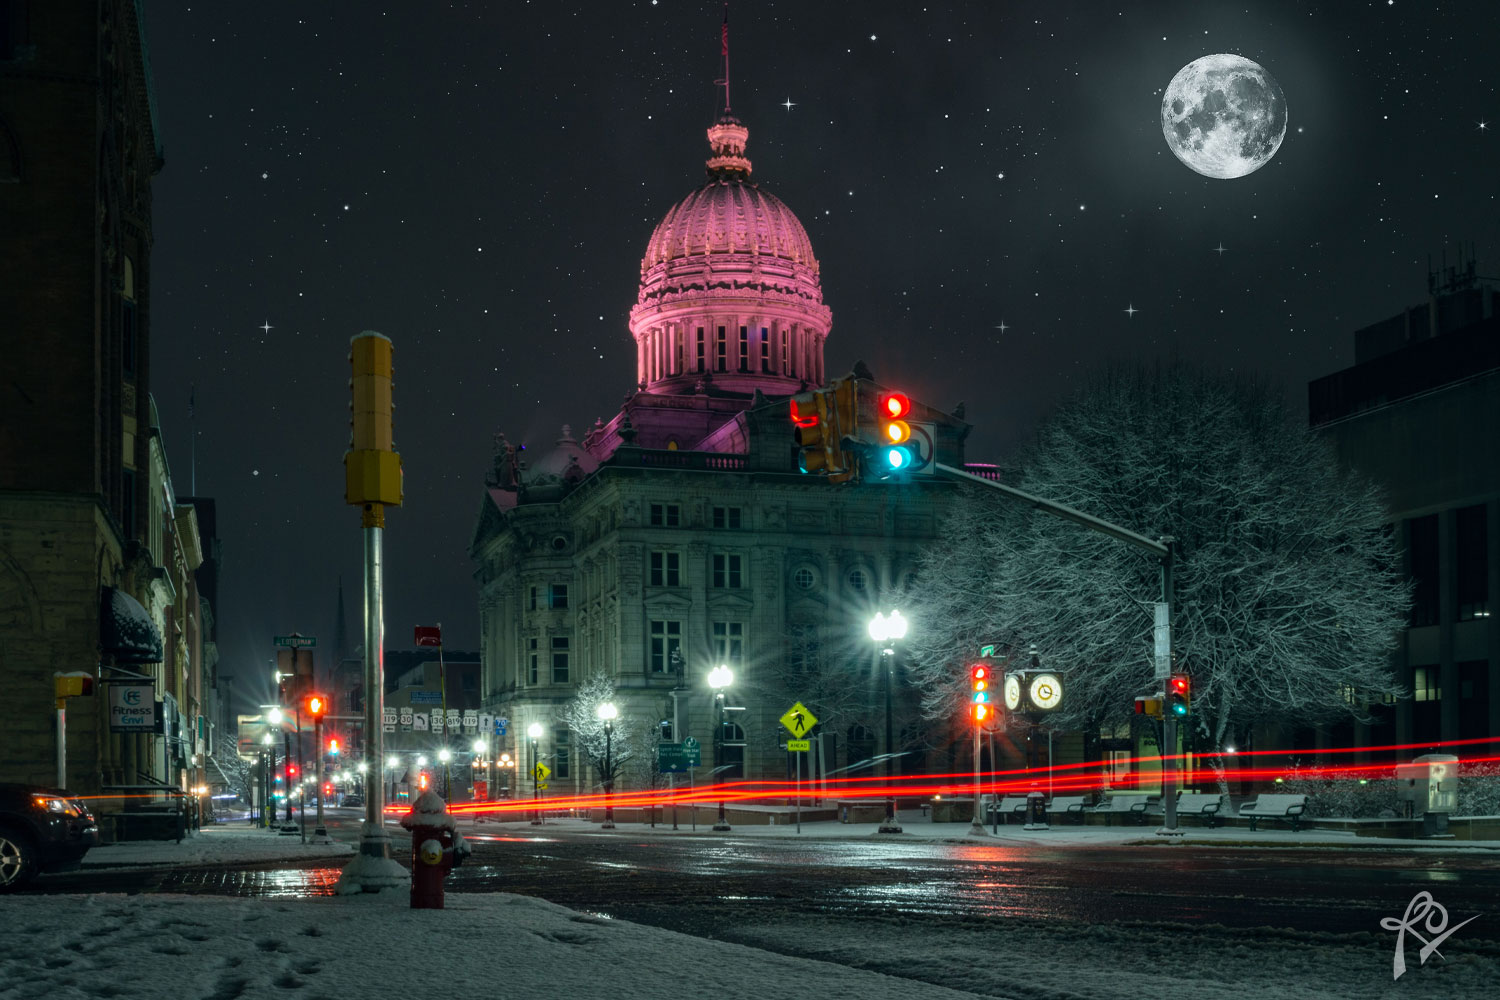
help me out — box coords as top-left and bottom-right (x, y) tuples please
(1167, 673), (1191, 717)
(287, 763), (299, 779)
(970, 663), (991, 723)
(327, 738), (340, 756)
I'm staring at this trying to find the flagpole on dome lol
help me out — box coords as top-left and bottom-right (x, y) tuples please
(716, 3), (731, 114)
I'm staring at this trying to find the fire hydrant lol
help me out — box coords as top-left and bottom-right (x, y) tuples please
(399, 790), (471, 909)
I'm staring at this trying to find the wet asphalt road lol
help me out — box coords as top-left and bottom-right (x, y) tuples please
(26, 817), (1500, 944)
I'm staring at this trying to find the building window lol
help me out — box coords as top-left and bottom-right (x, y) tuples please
(711, 621), (744, 665)
(696, 327), (705, 372)
(781, 328), (789, 374)
(548, 584), (568, 610)
(551, 636), (570, 684)
(1408, 515), (1439, 627)
(1412, 666), (1440, 702)
(738, 325), (749, 371)
(528, 587), (538, 612)
(649, 620), (682, 673)
(1460, 660), (1489, 739)
(712, 506), (742, 530)
(1456, 504), (1489, 621)
(793, 567), (816, 590)
(649, 551), (681, 587)
(712, 553), (743, 589)
(847, 568), (868, 592)
(116, 468), (135, 535)
(527, 638), (539, 685)
(650, 503), (680, 527)
(787, 623), (820, 674)
(760, 327), (770, 372)
(674, 327), (684, 374)
(553, 727), (571, 779)
(716, 326), (726, 372)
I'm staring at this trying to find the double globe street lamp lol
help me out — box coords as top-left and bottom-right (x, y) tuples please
(597, 701), (618, 829)
(867, 610), (908, 834)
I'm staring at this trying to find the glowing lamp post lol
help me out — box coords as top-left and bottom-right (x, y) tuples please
(597, 701), (618, 829)
(528, 722), (545, 825)
(708, 664), (734, 832)
(867, 611), (907, 833)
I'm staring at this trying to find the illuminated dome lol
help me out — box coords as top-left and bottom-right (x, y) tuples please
(629, 114), (832, 396)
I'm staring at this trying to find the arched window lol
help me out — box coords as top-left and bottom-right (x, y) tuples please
(716, 722), (744, 779)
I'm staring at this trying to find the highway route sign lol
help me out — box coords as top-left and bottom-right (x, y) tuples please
(779, 702), (818, 737)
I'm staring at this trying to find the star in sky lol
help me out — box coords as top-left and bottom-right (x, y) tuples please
(994, 321), (1010, 334)
(259, 320), (274, 334)
(1214, 243), (1227, 255)
(781, 97), (796, 112)
(1478, 120), (1490, 132)
(1123, 304), (1139, 318)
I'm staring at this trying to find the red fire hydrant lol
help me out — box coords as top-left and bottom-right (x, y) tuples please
(399, 790), (471, 909)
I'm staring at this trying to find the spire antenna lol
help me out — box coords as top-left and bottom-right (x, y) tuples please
(717, 3), (731, 113)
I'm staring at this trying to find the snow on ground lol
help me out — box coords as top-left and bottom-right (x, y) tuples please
(5, 817), (1494, 1000)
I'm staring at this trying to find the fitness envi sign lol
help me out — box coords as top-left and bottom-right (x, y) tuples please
(108, 683), (157, 733)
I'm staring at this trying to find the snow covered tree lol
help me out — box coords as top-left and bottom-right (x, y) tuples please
(560, 673), (639, 792)
(903, 364), (1409, 758)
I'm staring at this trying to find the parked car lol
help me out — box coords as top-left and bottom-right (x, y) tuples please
(341, 795), (364, 808)
(0, 783), (100, 891)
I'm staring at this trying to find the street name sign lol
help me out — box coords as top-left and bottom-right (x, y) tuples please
(274, 634), (316, 648)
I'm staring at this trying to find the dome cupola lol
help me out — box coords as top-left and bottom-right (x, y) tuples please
(628, 41), (831, 397)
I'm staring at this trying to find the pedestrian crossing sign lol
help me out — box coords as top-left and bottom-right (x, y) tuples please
(780, 702), (818, 738)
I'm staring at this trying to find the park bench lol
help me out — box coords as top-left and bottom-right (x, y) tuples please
(1238, 793), (1309, 832)
(1175, 792), (1227, 828)
(1047, 796), (1091, 824)
(1093, 794), (1150, 825)
(986, 796), (1032, 824)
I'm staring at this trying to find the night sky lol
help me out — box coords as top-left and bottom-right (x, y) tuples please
(142, 2), (1497, 706)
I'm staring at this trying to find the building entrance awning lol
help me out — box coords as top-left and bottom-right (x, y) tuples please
(100, 586), (163, 664)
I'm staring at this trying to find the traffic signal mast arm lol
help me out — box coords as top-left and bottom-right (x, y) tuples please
(931, 461), (1186, 834)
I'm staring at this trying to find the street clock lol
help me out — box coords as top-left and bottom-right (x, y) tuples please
(1003, 673), (1023, 712)
(1027, 673), (1064, 712)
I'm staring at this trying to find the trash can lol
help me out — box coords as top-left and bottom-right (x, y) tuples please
(1023, 791), (1048, 830)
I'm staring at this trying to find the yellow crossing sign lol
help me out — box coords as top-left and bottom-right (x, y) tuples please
(780, 702), (818, 738)
(532, 762), (551, 781)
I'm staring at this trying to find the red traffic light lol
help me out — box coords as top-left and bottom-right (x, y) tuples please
(1169, 676), (1190, 694)
(304, 694), (327, 717)
(790, 397), (820, 429)
(287, 763), (299, 778)
(328, 738), (340, 755)
(881, 392), (911, 419)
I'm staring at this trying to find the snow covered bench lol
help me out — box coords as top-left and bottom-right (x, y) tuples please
(1238, 793), (1308, 832)
(1093, 794), (1150, 825)
(1175, 792), (1227, 827)
(1048, 796), (1090, 823)
(986, 796), (1032, 824)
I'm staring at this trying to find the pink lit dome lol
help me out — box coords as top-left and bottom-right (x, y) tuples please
(629, 114), (832, 396)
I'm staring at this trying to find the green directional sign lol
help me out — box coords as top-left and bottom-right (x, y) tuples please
(657, 740), (702, 774)
(274, 634), (317, 648)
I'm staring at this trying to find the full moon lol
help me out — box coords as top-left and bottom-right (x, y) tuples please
(1161, 54), (1287, 179)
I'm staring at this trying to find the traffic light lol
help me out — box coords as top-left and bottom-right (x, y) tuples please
(876, 390), (914, 474)
(304, 694), (327, 718)
(327, 738), (340, 756)
(1167, 673), (1191, 717)
(287, 763), (299, 779)
(1134, 695), (1163, 718)
(970, 663), (991, 722)
(323, 782), (333, 797)
(790, 389), (832, 475)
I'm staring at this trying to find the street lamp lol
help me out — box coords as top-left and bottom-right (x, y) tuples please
(707, 664), (734, 832)
(597, 701), (618, 829)
(867, 611), (907, 833)
(528, 722), (544, 825)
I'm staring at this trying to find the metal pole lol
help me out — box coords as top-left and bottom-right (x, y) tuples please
(534, 740), (546, 827)
(970, 724), (984, 834)
(602, 721), (615, 829)
(55, 700), (66, 789)
(358, 516), (395, 861)
(1160, 547), (1179, 834)
(297, 707), (306, 843)
(313, 716), (327, 839)
(283, 730), (293, 823)
(989, 729), (999, 835)
(714, 692), (730, 831)
(795, 742), (802, 833)
(881, 651), (900, 832)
